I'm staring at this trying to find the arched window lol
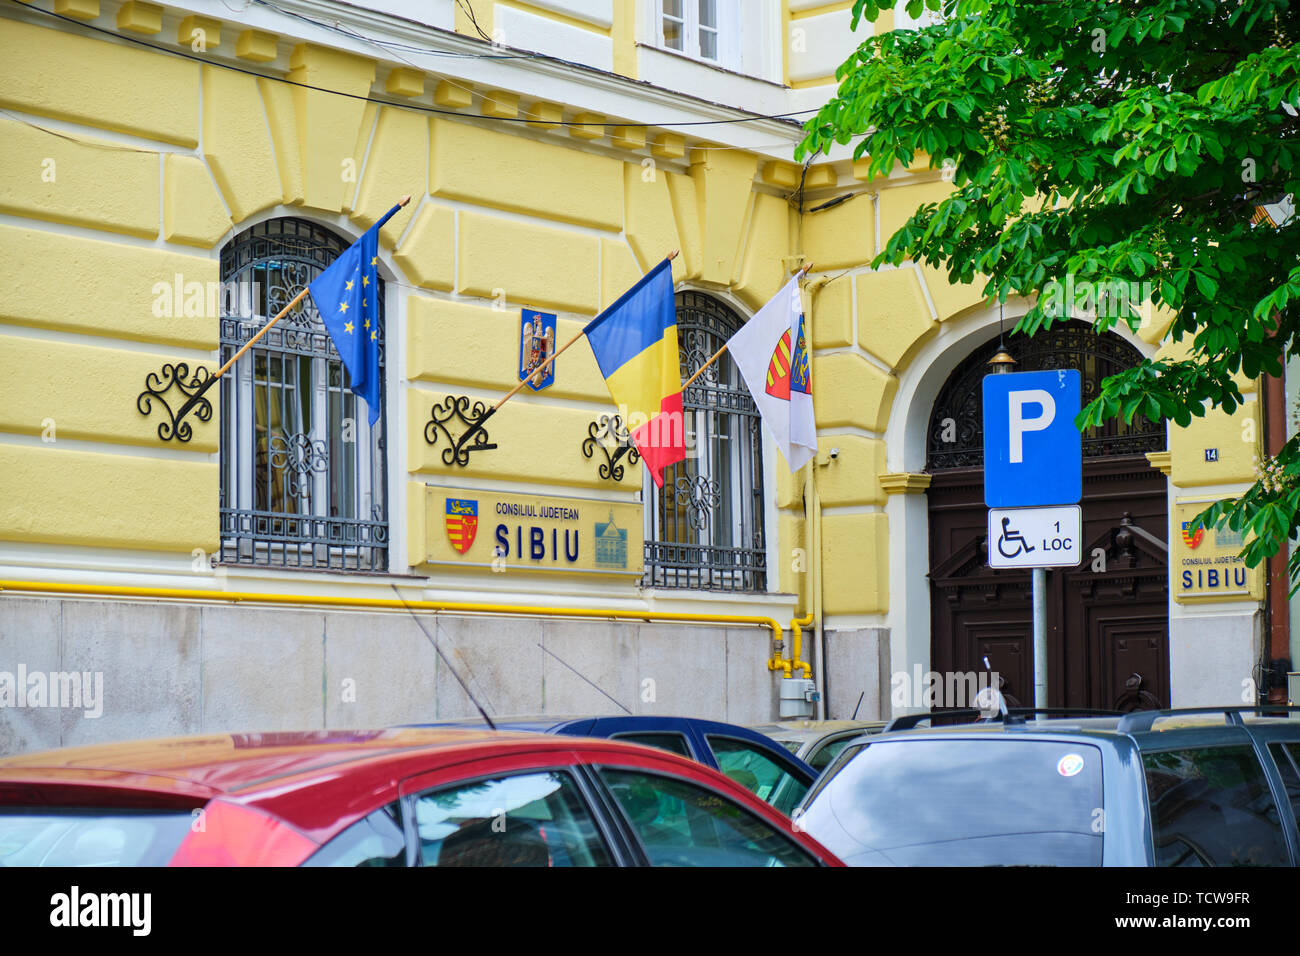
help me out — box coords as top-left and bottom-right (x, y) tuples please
(644, 292), (766, 591)
(218, 218), (388, 571)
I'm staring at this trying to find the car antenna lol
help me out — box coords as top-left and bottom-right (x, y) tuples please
(851, 691), (865, 721)
(536, 643), (633, 715)
(390, 584), (497, 731)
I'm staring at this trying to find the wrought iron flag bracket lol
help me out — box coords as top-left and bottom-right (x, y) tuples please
(425, 396), (499, 467)
(137, 363), (215, 443)
(139, 194), (413, 445)
(581, 414), (640, 482)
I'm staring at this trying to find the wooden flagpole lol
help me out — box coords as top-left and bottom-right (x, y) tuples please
(173, 195), (412, 425)
(489, 328), (586, 413)
(214, 285), (310, 381)
(681, 261), (814, 390)
(682, 342), (727, 390)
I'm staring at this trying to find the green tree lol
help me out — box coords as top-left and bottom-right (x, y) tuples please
(800, 0), (1300, 582)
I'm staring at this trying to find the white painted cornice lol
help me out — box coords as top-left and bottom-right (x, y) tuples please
(9, 0), (819, 160)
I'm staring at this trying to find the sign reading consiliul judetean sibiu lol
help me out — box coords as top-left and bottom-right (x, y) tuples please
(424, 486), (643, 577)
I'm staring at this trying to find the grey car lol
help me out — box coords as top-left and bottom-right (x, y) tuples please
(749, 720), (887, 774)
(797, 706), (1300, 866)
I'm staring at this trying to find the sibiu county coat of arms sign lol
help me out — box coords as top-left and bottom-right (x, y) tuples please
(444, 498), (478, 554)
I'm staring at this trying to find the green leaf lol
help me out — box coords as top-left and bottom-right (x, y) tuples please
(1193, 271), (1219, 299)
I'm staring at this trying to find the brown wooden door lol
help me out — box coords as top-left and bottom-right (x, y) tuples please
(926, 323), (1169, 711)
(1059, 460), (1170, 709)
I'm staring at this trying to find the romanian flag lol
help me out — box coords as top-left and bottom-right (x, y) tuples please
(583, 258), (685, 486)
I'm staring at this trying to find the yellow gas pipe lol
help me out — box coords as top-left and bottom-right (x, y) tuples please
(0, 579), (788, 661)
(768, 613), (814, 679)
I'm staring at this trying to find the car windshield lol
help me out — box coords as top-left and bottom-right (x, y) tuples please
(799, 738), (1105, 866)
(0, 809), (194, 866)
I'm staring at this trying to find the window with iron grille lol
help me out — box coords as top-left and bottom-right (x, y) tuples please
(643, 292), (766, 592)
(218, 218), (388, 571)
(926, 320), (1166, 472)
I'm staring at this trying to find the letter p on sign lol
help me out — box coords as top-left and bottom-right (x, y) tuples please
(1008, 389), (1055, 463)
(982, 370), (1082, 508)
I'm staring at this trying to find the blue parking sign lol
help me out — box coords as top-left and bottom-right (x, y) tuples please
(982, 369), (1082, 507)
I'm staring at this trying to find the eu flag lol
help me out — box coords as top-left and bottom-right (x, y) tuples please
(307, 203), (402, 426)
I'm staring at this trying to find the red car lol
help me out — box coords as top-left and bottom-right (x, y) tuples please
(0, 729), (843, 867)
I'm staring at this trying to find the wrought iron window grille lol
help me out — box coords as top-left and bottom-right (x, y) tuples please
(644, 292), (767, 592)
(217, 218), (388, 572)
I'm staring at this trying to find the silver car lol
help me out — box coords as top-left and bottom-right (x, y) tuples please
(749, 720), (887, 774)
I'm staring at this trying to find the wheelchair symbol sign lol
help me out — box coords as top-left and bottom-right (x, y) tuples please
(996, 516), (1036, 560)
(988, 505), (1082, 569)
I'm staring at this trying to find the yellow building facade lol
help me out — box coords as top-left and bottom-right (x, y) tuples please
(0, 0), (1280, 751)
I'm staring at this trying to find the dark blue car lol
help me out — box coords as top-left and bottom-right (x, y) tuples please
(404, 715), (816, 817)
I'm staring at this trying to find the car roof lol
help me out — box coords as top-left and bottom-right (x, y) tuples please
(865, 710), (1300, 746)
(750, 720), (886, 743)
(402, 716), (595, 733)
(0, 728), (578, 797)
(599, 715), (792, 740)
(407, 714), (790, 739)
(402, 715), (815, 770)
(868, 721), (1122, 741)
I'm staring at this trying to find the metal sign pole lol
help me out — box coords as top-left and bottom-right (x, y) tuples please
(1033, 567), (1047, 707)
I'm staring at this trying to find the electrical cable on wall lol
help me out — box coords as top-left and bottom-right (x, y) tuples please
(12, 0), (821, 131)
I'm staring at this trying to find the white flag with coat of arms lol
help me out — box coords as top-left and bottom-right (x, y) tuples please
(725, 275), (817, 471)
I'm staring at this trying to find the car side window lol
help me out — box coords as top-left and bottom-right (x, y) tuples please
(705, 735), (809, 816)
(302, 803), (406, 867)
(610, 732), (693, 758)
(1142, 745), (1290, 866)
(808, 736), (856, 773)
(413, 771), (611, 867)
(598, 768), (817, 867)
(1267, 742), (1300, 823)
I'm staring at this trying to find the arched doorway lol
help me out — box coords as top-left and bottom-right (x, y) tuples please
(926, 320), (1169, 710)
